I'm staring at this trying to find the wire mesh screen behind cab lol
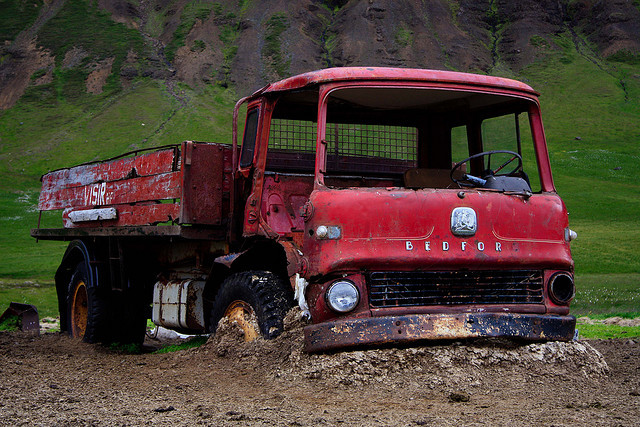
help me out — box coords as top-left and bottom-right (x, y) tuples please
(267, 119), (418, 176)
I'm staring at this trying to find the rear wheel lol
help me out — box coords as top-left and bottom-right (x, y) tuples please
(210, 271), (293, 340)
(69, 279), (88, 338)
(66, 262), (110, 343)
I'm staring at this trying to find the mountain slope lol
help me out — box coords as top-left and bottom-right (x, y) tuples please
(2, 0), (640, 108)
(0, 0), (638, 279)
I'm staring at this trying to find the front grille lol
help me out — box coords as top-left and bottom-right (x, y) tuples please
(368, 270), (544, 308)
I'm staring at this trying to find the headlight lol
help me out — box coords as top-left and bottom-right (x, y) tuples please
(549, 273), (575, 305)
(326, 280), (359, 313)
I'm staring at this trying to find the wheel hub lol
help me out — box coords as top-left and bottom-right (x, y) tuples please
(71, 281), (88, 339)
(224, 300), (260, 341)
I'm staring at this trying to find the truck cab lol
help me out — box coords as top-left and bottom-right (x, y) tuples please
(235, 68), (576, 351)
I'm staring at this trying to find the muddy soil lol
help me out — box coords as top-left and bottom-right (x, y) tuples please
(1, 311), (638, 426)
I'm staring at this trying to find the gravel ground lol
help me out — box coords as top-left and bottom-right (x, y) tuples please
(0, 311), (638, 426)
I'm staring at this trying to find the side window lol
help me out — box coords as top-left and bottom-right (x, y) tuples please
(266, 118), (317, 172)
(451, 125), (469, 164)
(240, 109), (259, 168)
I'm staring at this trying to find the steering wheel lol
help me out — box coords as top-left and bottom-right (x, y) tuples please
(450, 150), (523, 187)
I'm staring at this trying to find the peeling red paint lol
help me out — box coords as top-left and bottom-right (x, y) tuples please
(37, 142), (232, 228)
(260, 67), (539, 97)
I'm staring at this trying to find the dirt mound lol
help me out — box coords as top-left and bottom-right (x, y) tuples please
(86, 57), (115, 94)
(205, 308), (609, 390)
(206, 307), (305, 362)
(282, 340), (609, 389)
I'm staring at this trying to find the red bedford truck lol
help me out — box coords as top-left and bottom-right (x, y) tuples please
(32, 67), (578, 351)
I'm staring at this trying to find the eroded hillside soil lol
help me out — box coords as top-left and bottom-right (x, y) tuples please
(1, 313), (638, 426)
(3, 0), (640, 109)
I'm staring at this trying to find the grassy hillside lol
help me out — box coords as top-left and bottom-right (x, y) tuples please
(0, 1), (638, 320)
(0, 79), (237, 280)
(520, 32), (640, 277)
(3, 55), (638, 278)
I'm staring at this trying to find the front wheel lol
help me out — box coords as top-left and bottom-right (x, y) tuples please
(209, 271), (293, 340)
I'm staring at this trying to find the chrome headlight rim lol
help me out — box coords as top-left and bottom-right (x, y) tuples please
(326, 280), (360, 313)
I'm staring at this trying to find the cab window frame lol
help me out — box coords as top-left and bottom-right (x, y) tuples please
(240, 108), (260, 169)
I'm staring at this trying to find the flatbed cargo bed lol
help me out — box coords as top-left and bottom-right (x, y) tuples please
(32, 142), (233, 240)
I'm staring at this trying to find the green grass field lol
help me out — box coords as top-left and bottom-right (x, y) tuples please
(0, 7), (638, 339)
(0, 281), (58, 318)
(576, 323), (640, 340)
(572, 274), (640, 318)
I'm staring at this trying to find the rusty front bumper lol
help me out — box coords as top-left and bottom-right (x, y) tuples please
(304, 312), (576, 352)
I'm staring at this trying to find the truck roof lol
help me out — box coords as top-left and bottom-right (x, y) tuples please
(254, 67), (539, 98)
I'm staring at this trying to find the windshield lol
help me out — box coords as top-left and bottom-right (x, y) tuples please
(322, 87), (541, 192)
(265, 86), (542, 193)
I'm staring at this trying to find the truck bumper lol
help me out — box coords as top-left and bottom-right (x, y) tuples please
(303, 312), (576, 352)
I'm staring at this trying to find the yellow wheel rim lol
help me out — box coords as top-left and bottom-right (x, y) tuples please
(224, 300), (259, 342)
(70, 281), (88, 339)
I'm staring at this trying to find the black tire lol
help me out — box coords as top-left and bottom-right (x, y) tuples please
(66, 262), (111, 343)
(209, 271), (293, 339)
